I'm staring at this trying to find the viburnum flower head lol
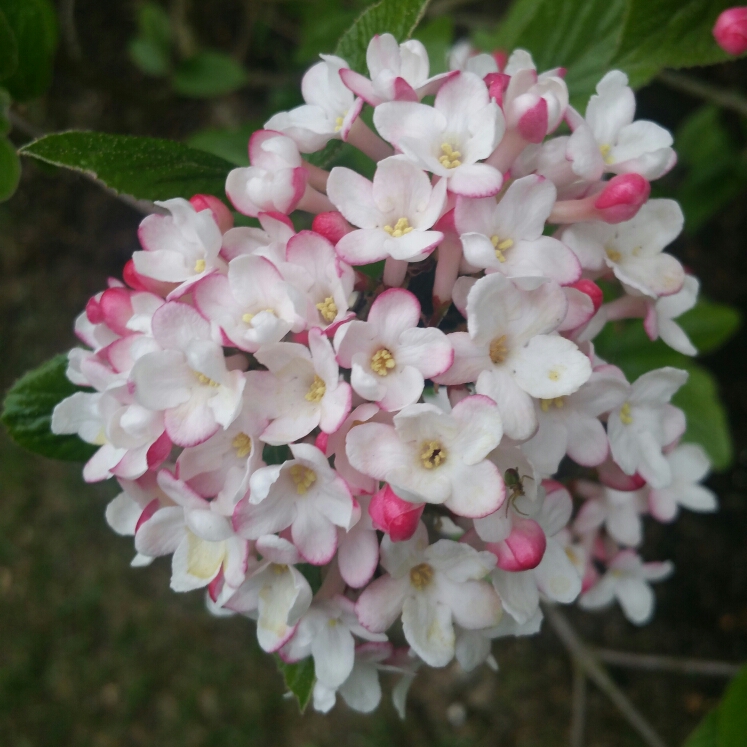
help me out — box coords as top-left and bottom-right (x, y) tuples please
(48, 26), (725, 717)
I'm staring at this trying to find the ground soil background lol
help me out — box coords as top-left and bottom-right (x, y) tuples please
(1, 2), (747, 746)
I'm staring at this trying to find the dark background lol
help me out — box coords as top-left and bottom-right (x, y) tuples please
(1, 1), (747, 745)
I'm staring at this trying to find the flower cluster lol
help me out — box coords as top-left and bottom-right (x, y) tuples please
(53, 35), (717, 715)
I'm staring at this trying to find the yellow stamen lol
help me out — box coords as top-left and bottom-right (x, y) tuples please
(371, 348), (396, 376)
(382, 217), (415, 238)
(194, 258), (206, 273)
(490, 236), (514, 263)
(548, 368), (561, 382)
(272, 563), (288, 575)
(409, 562), (435, 590)
(420, 440), (446, 469)
(305, 375), (326, 403)
(290, 464), (316, 494)
(619, 402), (633, 425)
(231, 432), (253, 458)
(334, 116), (344, 133)
(327, 618), (339, 627)
(599, 143), (615, 165)
(316, 296), (338, 323)
(438, 143), (462, 169)
(605, 245), (622, 263)
(196, 372), (220, 387)
(540, 397), (566, 412)
(489, 335), (509, 364)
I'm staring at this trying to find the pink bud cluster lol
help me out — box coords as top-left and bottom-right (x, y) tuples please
(53, 36), (717, 715)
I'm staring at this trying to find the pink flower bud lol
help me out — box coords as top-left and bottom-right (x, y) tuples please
(514, 95), (549, 144)
(99, 287), (134, 336)
(569, 279), (604, 313)
(489, 517), (547, 571)
(713, 7), (747, 55)
(597, 457), (647, 491)
(189, 194), (234, 233)
(484, 72), (510, 105)
(312, 211), (353, 244)
(368, 484), (424, 542)
(594, 173), (650, 223)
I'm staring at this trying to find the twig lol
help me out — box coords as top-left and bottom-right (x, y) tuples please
(592, 648), (743, 678)
(542, 603), (669, 747)
(8, 111), (158, 216)
(571, 661), (586, 747)
(658, 70), (747, 119)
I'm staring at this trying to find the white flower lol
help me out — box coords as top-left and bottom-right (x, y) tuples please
(346, 397), (505, 518)
(374, 71), (505, 197)
(561, 199), (685, 298)
(607, 367), (688, 488)
(327, 156), (447, 265)
(355, 523), (501, 667)
(567, 71), (676, 181)
(648, 444), (717, 522)
(334, 288), (453, 411)
(644, 274), (699, 355)
(234, 443), (354, 565)
(579, 549), (673, 625)
(435, 273), (592, 440)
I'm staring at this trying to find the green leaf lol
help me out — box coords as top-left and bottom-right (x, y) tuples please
(0, 0), (57, 102)
(612, 0), (739, 87)
(20, 132), (234, 202)
(673, 365), (733, 471)
(129, 37), (171, 77)
(296, 563), (323, 594)
(138, 1), (172, 51)
(129, 2), (172, 77)
(188, 123), (260, 166)
(173, 51), (247, 98)
(678, 300), (741, 354)
(0, 134), (20, 200)
(0, 86), (10, 135)
(474, 0), (628, 108)
(718, 665), (747, 747)
(413, 16), (454, 76)
(684, 709), (718, 747)
(672, 106), (747, 234)
(0, 8), (18, 81)
(274, 656), (315, 712)
(335, 0), (433, 74)
(262, 444), (291, 465)
(1, 354), (97, 462)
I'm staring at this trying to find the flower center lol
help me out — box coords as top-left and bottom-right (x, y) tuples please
(420, 440), (447, 469)
(316, 296), (338, 323)
(195, 372), (220, 387)
(242, 308), (274, 324)
(272, 563), (288, 575)
(194, 258), (206, 273)
(489, 335), (509, 364)
(619, 402), (633, 425)
(334, 115), (345, 133)
(605, 245), (622, 263)
(231, 432), (253, 458)
(490, 235), (514, 263)
(290, 464), (317, 494)
(439, 143), (462, 169)
(371, 348), (396, 376)
(383, 217), (414, 238)
(305, 375), (326, 403)
(540, 397), (566, 412)
(409, 562), (435, 590)
(599, 143), (615, 164)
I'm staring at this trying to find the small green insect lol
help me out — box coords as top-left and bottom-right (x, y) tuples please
(504, 468), (533, 513)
